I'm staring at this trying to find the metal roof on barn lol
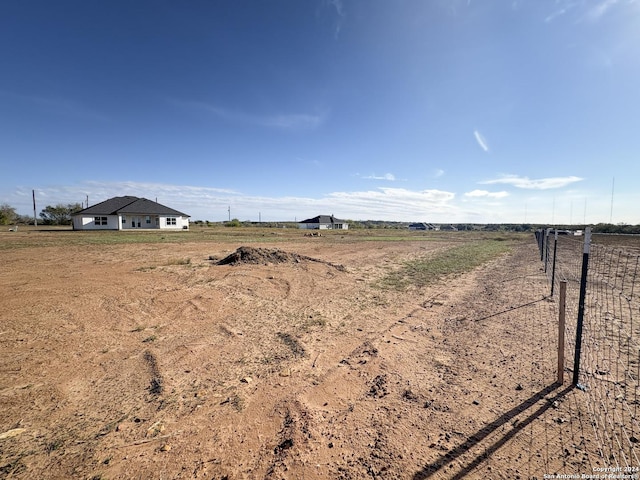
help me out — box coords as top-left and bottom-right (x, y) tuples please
(74, 196), (189, 217)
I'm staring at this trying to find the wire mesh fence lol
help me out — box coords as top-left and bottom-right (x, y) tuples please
(538, 228), (640, 470)
(412, 239), (598, 479)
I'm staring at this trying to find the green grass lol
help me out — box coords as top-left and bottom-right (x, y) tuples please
(380, 239), (514, 290)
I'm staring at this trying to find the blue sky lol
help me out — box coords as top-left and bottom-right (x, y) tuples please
(1, 0), (639, 223)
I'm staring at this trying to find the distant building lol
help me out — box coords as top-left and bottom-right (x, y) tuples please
(298, 215), (349, 230)
(439, 224), (458, 231)
(72, 196), (190, 231)
(408, 222), (438, 231)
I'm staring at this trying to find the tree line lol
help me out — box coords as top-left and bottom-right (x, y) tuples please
(0, 203), (82, 226)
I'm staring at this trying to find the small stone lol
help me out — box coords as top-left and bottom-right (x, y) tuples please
(147, 422), (165, 437)
(279, 369), (291, 377)
(472, 400), (480, 406)
(0, 428), (26, 440)
(160, 444), (172, 452)
(241, 377), (253, 384)
(515, 384), (523, 391)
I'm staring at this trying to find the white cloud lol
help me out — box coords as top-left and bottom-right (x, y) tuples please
(586, 0), (618, 22)
(11, 182), (461, 223)
(473, 130), (489, 152)
(7, 179), (639, 224)
(363, 173), (396, 181)
(544, 8), (568, 23)
(480, 175), (583, 190)
(434, 169), (445, 178)
(464, 189), (509, 199)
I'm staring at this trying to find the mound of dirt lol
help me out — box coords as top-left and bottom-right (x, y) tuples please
(215, 246), (345, 271)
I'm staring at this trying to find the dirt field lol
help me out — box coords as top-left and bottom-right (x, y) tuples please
(1, 228), (605, 479)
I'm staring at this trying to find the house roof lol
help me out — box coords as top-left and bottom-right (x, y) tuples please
(299, 215), (346, 224)
(73, 196), (189, 217)
(409, 222), (436, 228)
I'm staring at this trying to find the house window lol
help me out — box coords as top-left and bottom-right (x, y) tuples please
(167, 217), (177, 226)
(145, 216), (151, 224)
(94, 216), (108, 225)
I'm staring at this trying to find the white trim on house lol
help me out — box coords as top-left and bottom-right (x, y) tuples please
(298, 215), (349, 230)
(119, 214), (189, 230)
(72, 196), (190, 231)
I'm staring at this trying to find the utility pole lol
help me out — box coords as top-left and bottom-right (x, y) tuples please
(570, 201), (573, 225)
(32, 190), (37, 227)
(228, 206), (231, 222)
(610, 177), (615, 224)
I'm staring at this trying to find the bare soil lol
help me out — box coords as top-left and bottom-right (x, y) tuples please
(0, 231), (602, 479)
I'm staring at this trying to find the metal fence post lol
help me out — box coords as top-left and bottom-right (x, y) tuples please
(551, 230), (558, 296)
(572, 227), (592, 386)
(557, 281), (567, 384)
(544, 229), (550, 273)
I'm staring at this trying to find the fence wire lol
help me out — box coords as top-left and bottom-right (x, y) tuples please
(540, 230), (640, 470)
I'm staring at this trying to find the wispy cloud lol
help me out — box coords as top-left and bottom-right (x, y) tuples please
(473, 130), (489, 152)
(434, 169), (445, 178)
(263, 113), (326, 129)
(586, 0), (619, 22)
(0, 90), (108, 121)
(299, 157), (322, 167)
(327, 188), (457, 218)
(464, 189), (509, 199)
(327, 0), (346, 38)
(544, 8), (568, 23)
(170, 99), (326, 130)
(480, 175), (584, 190)
(363, 173), (396, 181)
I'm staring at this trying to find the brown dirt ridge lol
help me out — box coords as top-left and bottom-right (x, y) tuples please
(214, 245), (346, 271)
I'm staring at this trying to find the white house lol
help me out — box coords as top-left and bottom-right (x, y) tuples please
(72, 196), (190, 231)
(298, 215), (349, 230)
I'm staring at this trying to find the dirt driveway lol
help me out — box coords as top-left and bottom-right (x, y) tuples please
(1, 231), (600, 479)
